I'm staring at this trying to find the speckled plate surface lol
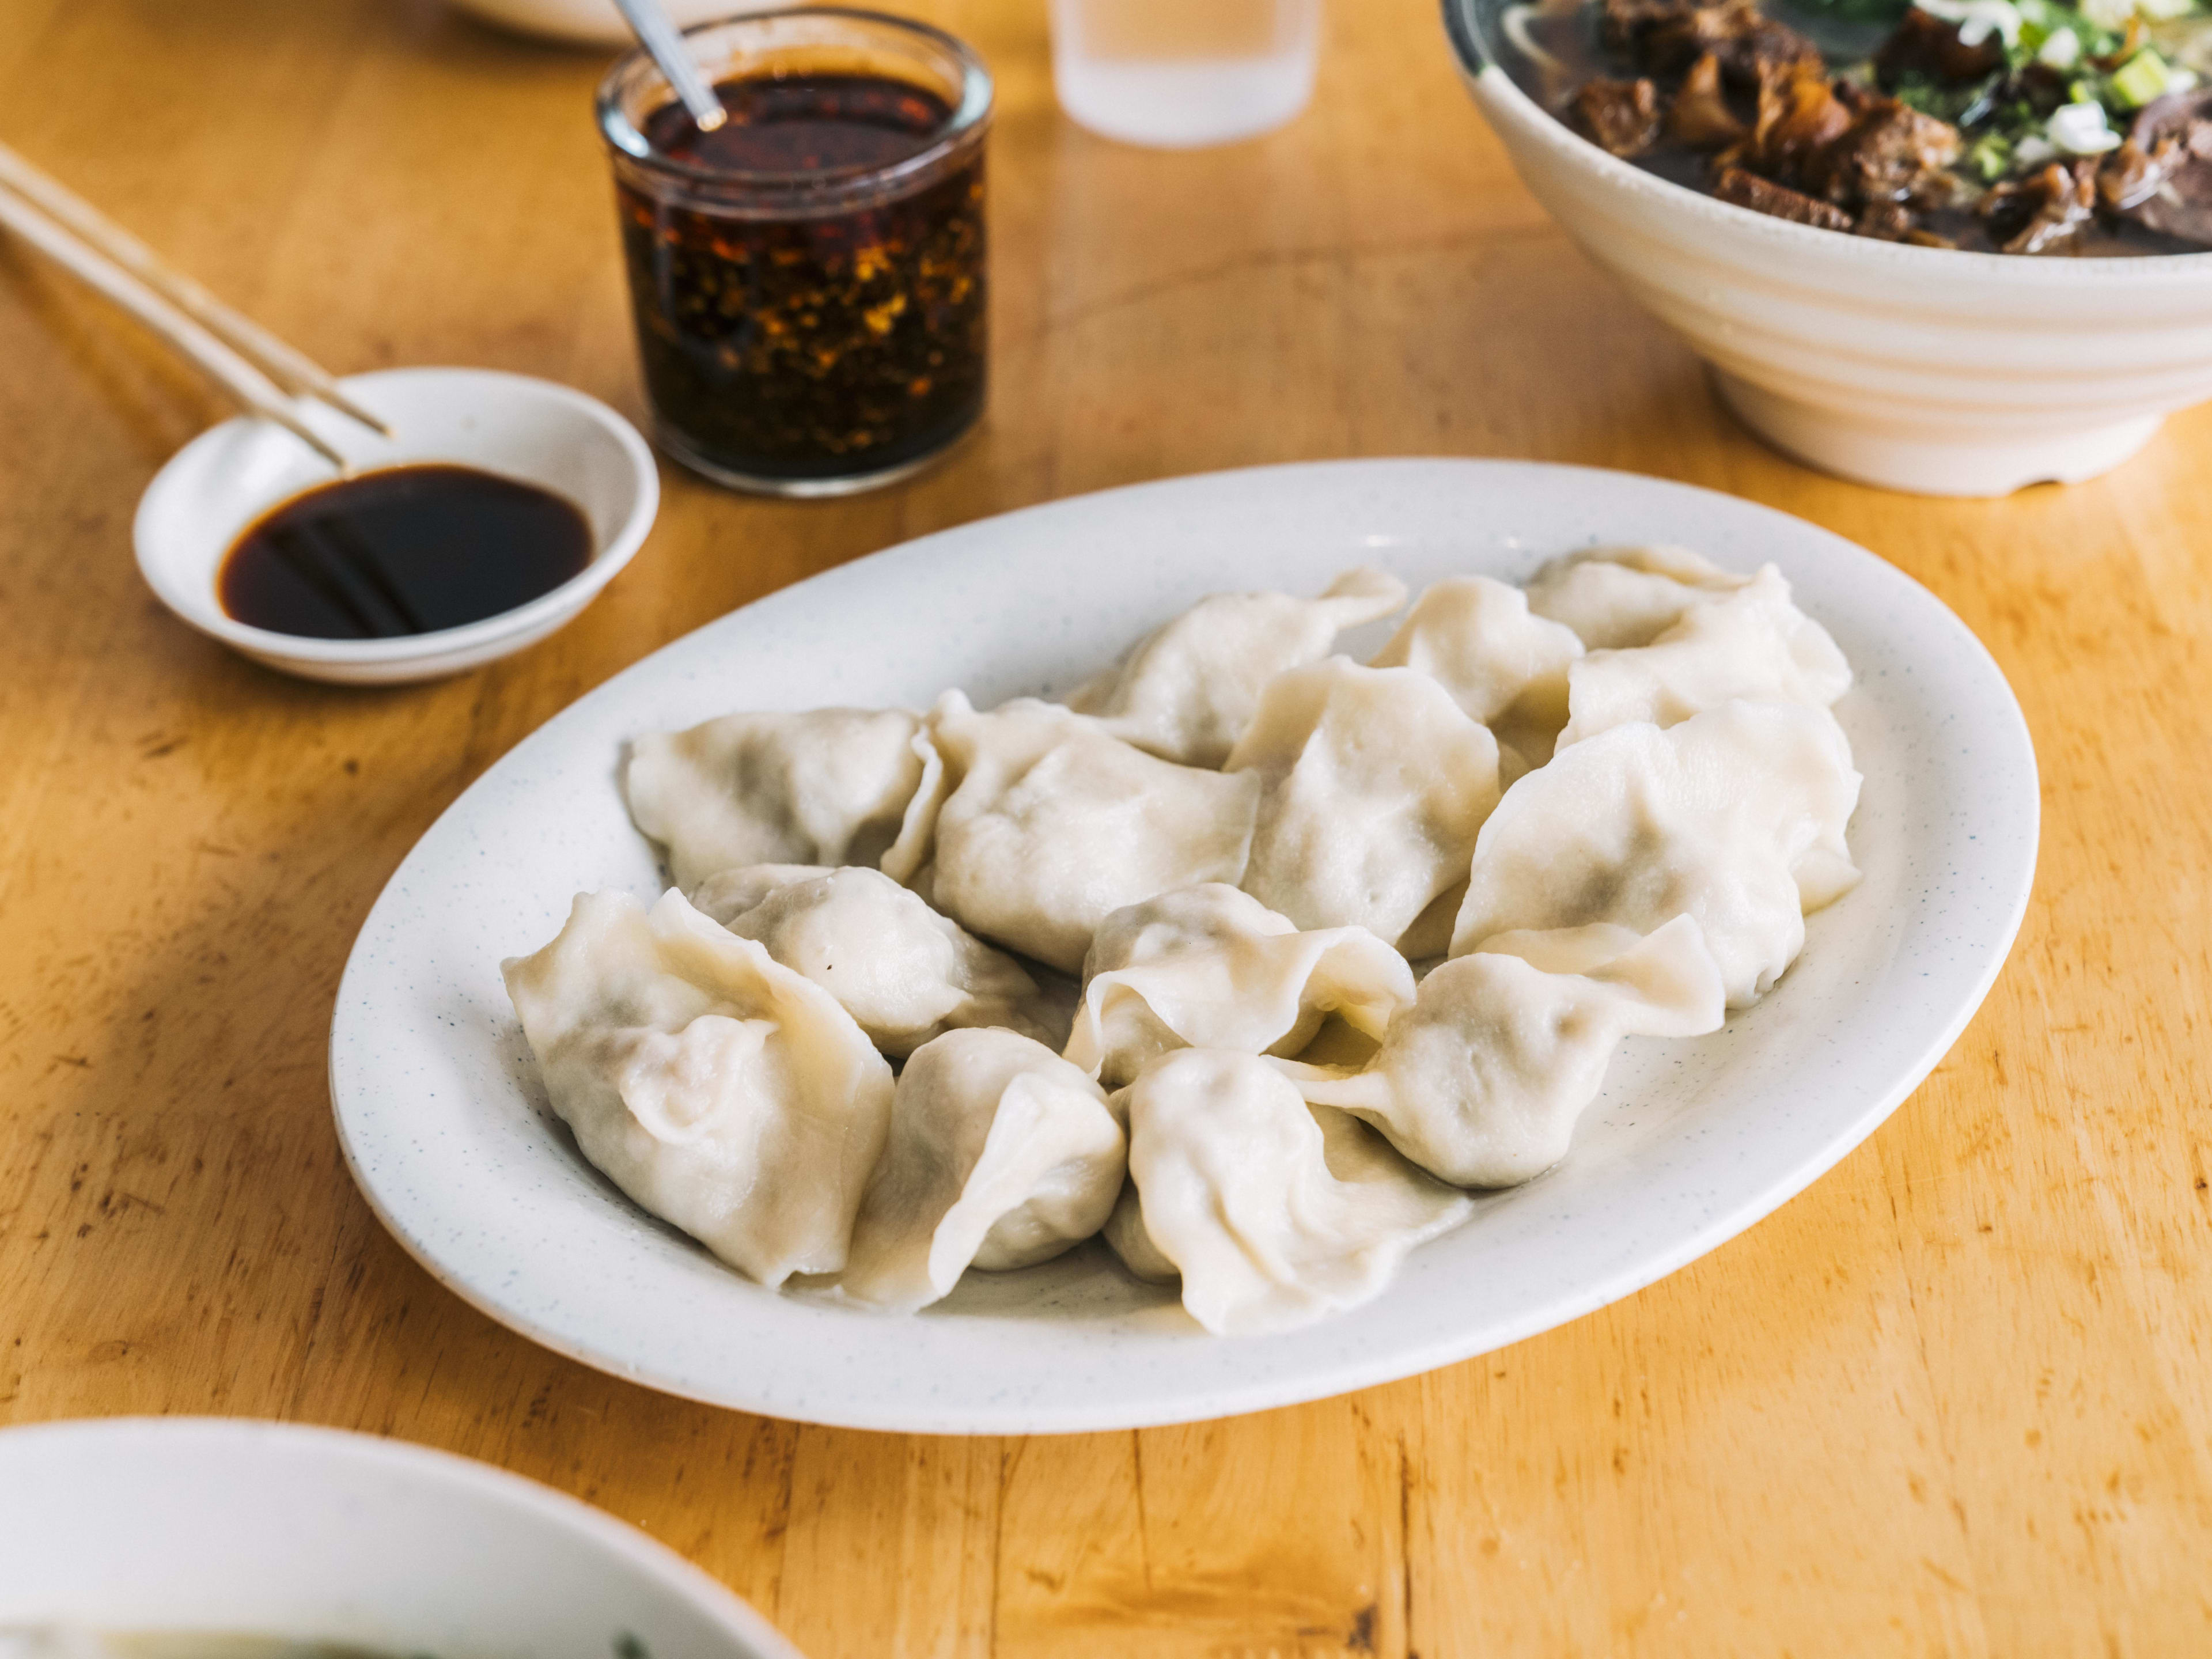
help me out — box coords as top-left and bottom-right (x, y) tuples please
(329, 459), (2038, 1434)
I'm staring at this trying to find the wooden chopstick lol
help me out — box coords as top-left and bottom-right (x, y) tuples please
(0, 141), (391, 438)
(0, 182), (349, 470)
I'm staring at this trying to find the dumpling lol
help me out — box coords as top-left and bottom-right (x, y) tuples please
(1225, 658), (1501, 951)
(688, 862), (835, 919)
(1101, 1179), (1179, 1282)
(626, 709), (937, 891)
(923, 691), (1263, 972)
(1523, 545), (1753, 650)
(840, 1029), (1124, 1313)
(1554, 567), (1851, 750)
(1449, 701), (1862, 1006)
(502, 888), (893, 1287)
(1281, 917), (1726, 1187)
(1064, 884), (1415, 1087)
(692, 863), (1060, 1057)
(1066, 567), (1408, 767)
(1104, 1048), (1472, 1335)
(1369, 575), (1585, 765)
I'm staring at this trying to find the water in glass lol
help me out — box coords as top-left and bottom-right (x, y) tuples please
(1050, 0), (1321, 148)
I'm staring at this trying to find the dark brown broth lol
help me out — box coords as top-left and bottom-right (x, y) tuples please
(219, 464), (593, 639)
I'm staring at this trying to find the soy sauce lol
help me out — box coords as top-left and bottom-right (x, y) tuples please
(219, 465), (593, 639)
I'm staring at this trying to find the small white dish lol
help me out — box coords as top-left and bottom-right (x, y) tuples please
(328, 458), (2039, 1433)
(0, 1416), (802, 1657)
(134, 366), (659, 685)
(1444, 0), (2212, 497)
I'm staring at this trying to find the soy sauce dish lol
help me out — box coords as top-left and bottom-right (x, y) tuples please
(134, 367), (658, 685)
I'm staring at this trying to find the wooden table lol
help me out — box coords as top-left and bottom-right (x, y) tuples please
(3, 0), (2209, 1650)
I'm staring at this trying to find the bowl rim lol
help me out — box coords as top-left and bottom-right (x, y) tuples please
(0, 1415), (802, 1657)
(1441, 0), (2212, 283)
(132, 366), (661, 666)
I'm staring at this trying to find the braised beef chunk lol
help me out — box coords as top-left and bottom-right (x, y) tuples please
(1574, 77), (1665, 156)
(1738, 60), (1855, 184)
(1853, 199), (1919, 240)
(1599, 0), (1675, 57)
(1666, 51), (1748, 149)
(2119, 91), (2212, 243)
(1805, 99), (1963, 203)
(1714, 165), (1857, 230)
(2099, 137), (2181, 212)
(1599, 0), (1675, 55)
(1602, 0), (1820, 84)
(1981, 161), (2097, 255)
(1873, 7), (2005, 89)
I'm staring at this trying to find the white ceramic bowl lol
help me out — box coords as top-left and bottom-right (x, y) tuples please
(1444, 0), (2212, 496)
(134, 367), (659, 685)
(447, 0), (767, 48)
(0, 1417), (802, 1658)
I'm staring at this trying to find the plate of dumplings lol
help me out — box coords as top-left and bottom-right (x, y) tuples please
(331, 458), (2038, 1433)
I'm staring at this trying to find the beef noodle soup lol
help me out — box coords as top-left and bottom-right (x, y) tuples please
(1503, 0), (2212, 252)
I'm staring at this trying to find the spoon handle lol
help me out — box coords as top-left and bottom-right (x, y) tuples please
(609, 0), (728, 132)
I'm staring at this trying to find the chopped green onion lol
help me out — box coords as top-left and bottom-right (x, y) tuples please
(2013, 0), (2122, 56)
(2111, 46), (2176, 105)
(1968, 132), (2017, 177)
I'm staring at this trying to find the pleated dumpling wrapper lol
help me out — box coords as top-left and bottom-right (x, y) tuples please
(693, 863), (1062, 1058)
(1523, 544), (1755, 650)
(840, 1029), (1125, 1313)
(1555, 566), (1852, 751)
(624, 708), (939, 892)
(1102, 1049), (1472, 1336)
(1280, 918), (1725, 1188)
(1063, 883), (1414, 1088)
(921, 692), (1262, 973)
(1450, 700), (1862, 1007)
(1369, 575), (1585, 767)
(502, 888), (893, 1287)
(1226, 658), (1501, 955)
(1065, 567), (1408, 767)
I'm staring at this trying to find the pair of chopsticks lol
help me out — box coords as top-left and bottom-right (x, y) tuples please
(0, 140), (387, 469)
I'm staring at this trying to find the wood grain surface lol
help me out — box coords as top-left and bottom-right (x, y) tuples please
(2, 0), (2208, 1652)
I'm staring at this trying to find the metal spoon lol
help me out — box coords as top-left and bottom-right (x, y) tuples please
(609, 0), (728, 132)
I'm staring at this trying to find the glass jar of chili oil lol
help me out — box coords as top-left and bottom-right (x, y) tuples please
(597, 9), (991, 495)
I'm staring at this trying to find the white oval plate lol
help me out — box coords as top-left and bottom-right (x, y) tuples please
(331, 459), (2038, 1434)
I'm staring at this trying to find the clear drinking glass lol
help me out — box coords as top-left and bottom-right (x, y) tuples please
(1049, 0), (1321, 148)
(597, 10), (993, 496)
